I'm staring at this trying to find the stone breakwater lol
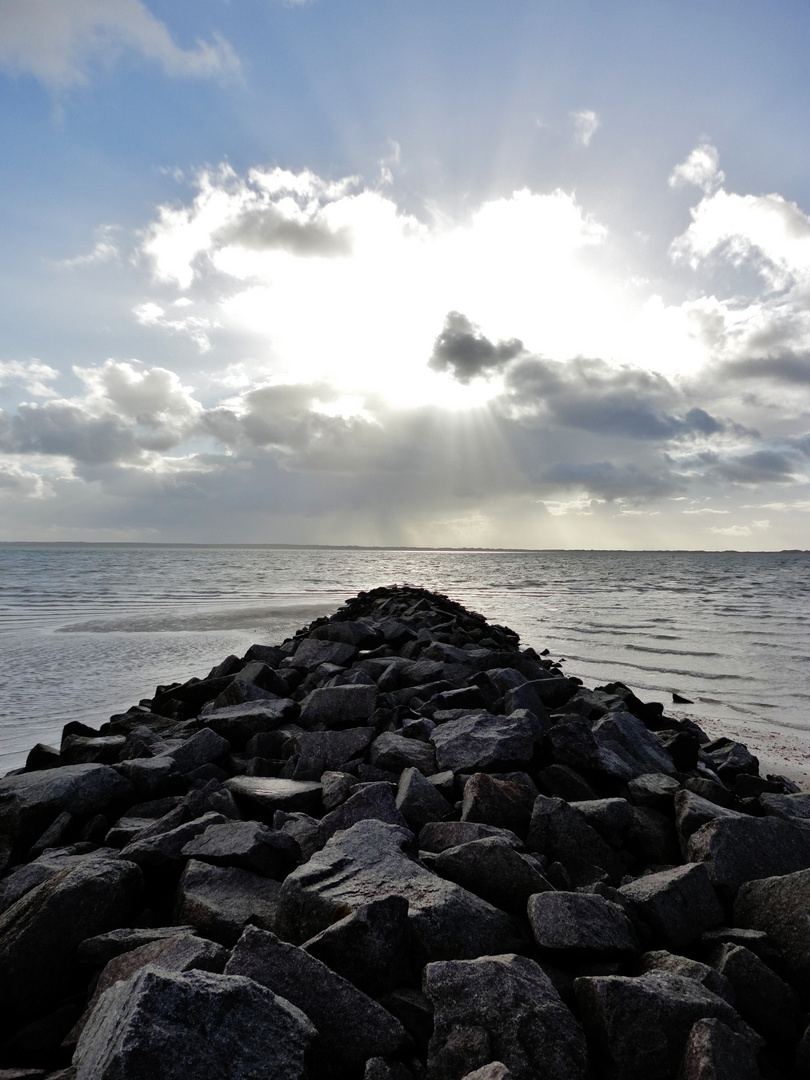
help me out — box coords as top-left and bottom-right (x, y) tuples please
(1, 586), (810, 1080)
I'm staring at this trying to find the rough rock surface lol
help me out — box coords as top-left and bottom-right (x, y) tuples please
(0, 583), (805, 1079)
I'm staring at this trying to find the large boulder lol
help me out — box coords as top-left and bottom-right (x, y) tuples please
(527, 892), (638, 960)
(289, 727), (374, 780)
(225, 925), (408, 1076)
(0, 857), (143, 1028)
(316, 782), (407, 847)
(298, 685), (378, 730)
(679, 1018), (762, 1080)
(73, 966), (316, 1080)
(430, 713), (534, 773)
(424, 953), (587, 1080)
(200, 698), (298, 747)
(181, 819), (300, 878)
(427, 837), (552, 916)
(0, 764), (133, 866)
(301, 895), (414, 995)
(733, 866), (810, 990)
(526, 796), (625, 885)
(618, 864), (724, 949)
(277, 820), (525, 962)
(460, 773), (538, 837)
(709, 941), (800, 1044)
(574, 971), (757, 1080)
(174, 859), (282, 945)
(223, 777), (322, 821)
(687, 816), (810, 900)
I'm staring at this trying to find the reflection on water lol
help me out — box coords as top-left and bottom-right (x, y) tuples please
(1, 544), (809, 772)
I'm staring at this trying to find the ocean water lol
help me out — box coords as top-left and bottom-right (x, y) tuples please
(1, 544), (809, 775)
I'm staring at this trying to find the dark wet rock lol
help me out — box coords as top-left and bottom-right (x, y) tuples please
(200, 698), (299, 747)
(520, 677), (579, 710)
(418, 821), (523, 854)
(174, 859), (282, 945)
(687, 816), (810, 901)
(371, 732), (438, 776)
(424, 953), (587, 1080)
(364, 1058), (417, 1080)
(396, 767), (453, 832)
(569, 798), (634, 849)
(378, 659), (445, 693)
(400, 716), (437, 740)
(679, 1017), (762, 1080)
(627, 773), (681, 811)
(60, 735), (126, 767)
(77, 926), (201, 967)
(427, 837), (552, 916)
(528, 891), (638, 959)
(301, 895), (414, 995)
(502, 683), (552, 726)
(0, 857), (143, 1028)
(289, 727), (374, 780)
(537, 764), (597, 802)
(656, 729), (700, 772)
(298, 685), (378, 731)
(527, 796), (625, 885)
(0, 764), (133, 865)
(709, 941), (799, 1044)
(684, 777), (737, 810)
(223, 776), (322, 820)
(758, 791), (810, 821)
(431, 712), (534, 774)
(734, 866), (810, 990)
(181, 819), (299, 877)
(311, 620), (382, 649)
(0, 848), (116, 913)
(639, 950), (734, 1002)
(320, 770), (355, 810)
(618, 863), (723, 949)
(24, 743), (61, 772)
(277, 820), (525, 961)
(574, 971), (757, 1080)
(628, 805), (681, 865)
(699, 927), (780, 967)
(73, 966), (316, 1080)
(460, 773), (538, 836)
(113, 756), (179, 800)
(702, 738), (759, 781)
(226, 925), (408, 1076)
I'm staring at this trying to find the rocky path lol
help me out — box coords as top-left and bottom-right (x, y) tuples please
(0, 584), (808, 1079)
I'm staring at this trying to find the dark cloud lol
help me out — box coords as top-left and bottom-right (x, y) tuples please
(726, 352), (810, 385)
(217, 207), (351, 258)
(428, 312), (524, 383)
(542, 460), (686, 501)
(503, 357), (727, 441)
(0, 404), (141, 464)
(684, 448), (802, 486)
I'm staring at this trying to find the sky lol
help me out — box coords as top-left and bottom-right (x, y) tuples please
(1, 1), (810, 548)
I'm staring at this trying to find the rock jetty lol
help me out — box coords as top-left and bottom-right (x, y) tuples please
(1, 584), (809, 1079)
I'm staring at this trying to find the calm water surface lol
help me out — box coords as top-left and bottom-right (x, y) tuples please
(1, 544), (808, 773)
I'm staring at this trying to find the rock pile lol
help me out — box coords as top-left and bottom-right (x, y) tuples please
(1, 584), (809, 1079)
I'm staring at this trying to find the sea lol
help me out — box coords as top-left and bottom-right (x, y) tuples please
(2, 544), (809, 779)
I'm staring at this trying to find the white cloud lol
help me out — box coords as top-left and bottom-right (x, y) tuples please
(0, 358), (59, 397)
(0, 0), (239, 87)
(133, 301), (217, 352)
(671, 189), (810, 292)
(57, 224), (120, 268)
(0, 459), (53, 499)
(571, 109), (600, 147)
(710, 518), (770, 537)
(669, 142), (725, 194)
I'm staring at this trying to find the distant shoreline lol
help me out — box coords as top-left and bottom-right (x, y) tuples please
(1, 541), (808, 554)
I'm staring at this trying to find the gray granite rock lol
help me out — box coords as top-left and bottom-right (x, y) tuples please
(687, 816), (810, 901)
(316, 782), (407, 847)
(277, 820), (525, 961)
(223, 776), (322, 820)
(428, 837), (552, 916)
(73, 966), (316, 1080)
(301, 895), (413, 995)
(298, 685), (378, 730)
(526, 796), (625, 885)
(639, 951), (734, 1003)
(418, 821), (523, 854)
(430, 712), (534, 773)
(574, 971), (757, 1080)
(679, 1017), (762, 1080)
(424, 953), (587, 1080)
(371, 732), (438, 776)
(289, 727), (374, 780)
(226, 925), (408, 1075)
(527, 891), (638, 959)
(200, 698), (298, 747)
(618, 863), (724, 949)
(174, 859), (282, 945)
(710, 941), (799, 1044)
(734, 866), (810, 990)
(181, 818), (299, 877)
(120, 811), (228, 870)
(460, 773), (538, 836)
(396, 767), (454, 832)
(0, 857), (143, 1026)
